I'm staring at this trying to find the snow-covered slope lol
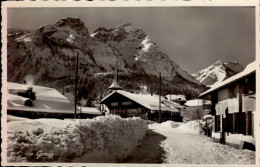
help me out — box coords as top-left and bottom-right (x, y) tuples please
(192, 60), (244, 87)
(92, 23), (201, 84)
(8, 17), (200, 86)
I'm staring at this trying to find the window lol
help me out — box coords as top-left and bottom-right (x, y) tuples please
(248, 76), (256, 94)
(244, 74), (256, 95)
(122, 101), (132, 106)
(226, 114), (233, 133)
(238, 112), (246, 135)
(246, 111), (252, 135)
(233, 113), (237, 134)
(229, 84), (237, 98)
(111, 102), (118, 107)
(215, 115), (221, 132)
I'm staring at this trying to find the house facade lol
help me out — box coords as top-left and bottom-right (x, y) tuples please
(101, 90), (183, 122)
(199, 61), (256, 150)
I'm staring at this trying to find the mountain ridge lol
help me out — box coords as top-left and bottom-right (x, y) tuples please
(7, 17), (206, 104)
(192, 60), (244, 87)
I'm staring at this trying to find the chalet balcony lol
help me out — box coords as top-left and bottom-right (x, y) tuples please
(215, 98), (239, 115)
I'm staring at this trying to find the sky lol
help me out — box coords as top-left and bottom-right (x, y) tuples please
(7, 7), (255, 74)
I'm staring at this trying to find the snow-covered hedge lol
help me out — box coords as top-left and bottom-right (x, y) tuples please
(178, 120), (204, 135)
(7, 115), (148, 162)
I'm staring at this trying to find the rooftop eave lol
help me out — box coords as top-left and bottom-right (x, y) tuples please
(199, 70), (256, 98)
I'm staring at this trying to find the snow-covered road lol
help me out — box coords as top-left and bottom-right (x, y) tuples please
(120, 121), (255, 164)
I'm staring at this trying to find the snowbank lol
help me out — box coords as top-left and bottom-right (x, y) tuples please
(160, 121), (182, 128)
(7, 115), (148, 162)
(149, 121), (182, 130)
(7, 115), (29, 123)
(178, 120), (204, 135)
(7, 115), (74, 133)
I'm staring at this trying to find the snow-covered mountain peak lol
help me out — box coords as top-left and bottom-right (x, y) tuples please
(214, 60), (223, 66)
(55, 17), (88, 33)
(192, 60), (244, 87)
(140, 36), (155, 52)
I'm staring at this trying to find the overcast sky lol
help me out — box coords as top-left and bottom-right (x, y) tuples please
(7, 7), (255, 74)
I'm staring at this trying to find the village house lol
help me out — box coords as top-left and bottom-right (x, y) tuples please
(7, 82), (101, 119)
(199, 61), (256, 150)
(181, 99), (211, 121)
(165, 94), (187, 105)
(100, 69), (184, 122)
(101, 90), (183, 122)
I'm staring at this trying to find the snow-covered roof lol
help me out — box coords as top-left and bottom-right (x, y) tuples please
(109, 80), (122, 90)
(109, 70), (123, 90)
(101, 90), (181, 112)
(165, 94), (186, 101)
(185, 99), (211, 107)
(162, 99), (185, 109)
(7, 82), (75, 113)
(78, 107), (102, 115)
(200, 61), (256, 97)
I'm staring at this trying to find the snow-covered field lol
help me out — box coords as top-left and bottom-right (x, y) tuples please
(7, 115), (148, 162)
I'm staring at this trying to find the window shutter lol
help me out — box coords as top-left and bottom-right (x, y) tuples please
(212, 116), (215, 132)
(233, 113), (237, 134)
(215, 115), (218, 132)
(247, 111), (252, 135)
(246, 112), (249, 135)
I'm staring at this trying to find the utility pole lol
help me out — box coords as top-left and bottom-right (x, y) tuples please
(74, 52), (79, 119)
(99, 84), (103, 112)
(62, 77), (64, 95)
(159, 72), (161, 123)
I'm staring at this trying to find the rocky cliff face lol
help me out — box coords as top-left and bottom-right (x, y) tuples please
(192, 60), (244, 87)
(8, 17), (203, 94)
(91, 23), (201, 84)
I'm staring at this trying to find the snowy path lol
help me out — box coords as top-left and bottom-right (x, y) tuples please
(120, 122), (255, 164)
(117, 129), (166, 163)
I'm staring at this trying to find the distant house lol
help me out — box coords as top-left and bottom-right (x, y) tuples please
(199, 61), (256, 150)
(7, 82), (100, 119)
(102, 66), (184, 122)
(165, 94), (186, 105)
(181, 99), (211, 120)
(78, 106), (102, 118)
(101, 90), (183, 122)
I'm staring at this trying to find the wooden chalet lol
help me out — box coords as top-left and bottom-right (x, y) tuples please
(199, 61), (256, 150)
(102, 66), (184, 122)
(101, 90), (183, 122)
